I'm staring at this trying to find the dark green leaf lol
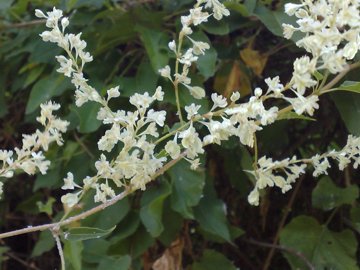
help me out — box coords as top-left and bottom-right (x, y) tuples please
(331, 92), (360, 136)
(169, 160), (205, 219)
(97, 255), (131, 270)
(192, 249), (237, 270)
(140, 180), (171, 237)
(70, 102), (102, 133)
(64, 241), (83, 270)
(194, 186), (231, 242)
(31, 230), (55, 257)
(135, 25), (169, 72)
(312, 176), (359, 211)
(26, 72), (71, 114)
(277, 111), (315, 121)
(280, 215), (358, 270)
(64, 226), (116, 241)
(336, 81), (360, 94)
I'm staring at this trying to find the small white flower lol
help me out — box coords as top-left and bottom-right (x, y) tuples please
(165, 141), (181, 159)
(230, 92), (240, 102)
(168, 40), (176, 52)
(62, 172), (77, 190)
(107, 86), (120, 100)
(185, 103), (201, 120)
(153, 86), (164, 101)
(158, 66), (172, 81)
(211, 93), (227, 110)
(61, 193), (79, 208)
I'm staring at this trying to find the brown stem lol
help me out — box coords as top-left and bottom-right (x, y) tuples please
(245, 238), (315, 270)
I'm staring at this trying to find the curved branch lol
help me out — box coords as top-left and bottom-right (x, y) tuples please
(0, 152), (186, 240)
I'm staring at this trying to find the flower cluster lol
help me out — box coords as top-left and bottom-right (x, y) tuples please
(33, 0), (360, 210)
(248, 134), (360, 206)
(0, 101), (69, 198)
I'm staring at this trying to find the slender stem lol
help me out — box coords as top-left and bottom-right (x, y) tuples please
(174, 31), (185, 124)
(154, 122), (190, 145)
(321, 61), (360, 92)
(0, 152), (186, 240)
(51, 228), (65, 270)
(245, 238), (315, 270)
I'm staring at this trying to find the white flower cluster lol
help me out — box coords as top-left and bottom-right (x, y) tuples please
(35, 0), (360, 210)
(248, 135), (360, 206)
(159, 0), (230, 100)
(283, 1), (360, 73)
(0, 101), (69, 198)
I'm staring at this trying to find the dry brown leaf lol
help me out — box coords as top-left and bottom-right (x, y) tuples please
(214, 61), (251, 98)
(152, 238), (184, 270)
(240, 47), (268, 77)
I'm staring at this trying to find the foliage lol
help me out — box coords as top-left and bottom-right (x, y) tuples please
(0, 0), (359, 269)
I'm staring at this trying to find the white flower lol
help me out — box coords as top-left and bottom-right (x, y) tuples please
(185, 103), (201, 120)
(284, 3), (304, 16)
(190, 7), (209, 25)
(147, 109), (166, 127)
(312, 155), (330, 177)
(61, 193), (79, 208)
(62, 172), (77, 190)
(165, 141), (181, 159)
(248, 188), (260, 206)
(159, 65), (172, 81)
(35, 9), (47, 18)
(107, 86), (120, 100)
(153, 86), (164, 101)
(286, 94), (319, 116)
(185, 85), (206, 99)
(230, 92), (240, 102)
(211, 93), (227, 110)
(129, 92), (153, 109)
(168, 40), (176, 52)
(179, 48), (198, 66)
(187, 36), (210, 55)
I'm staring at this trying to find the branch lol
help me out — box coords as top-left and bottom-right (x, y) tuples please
(244, 238), (315, 270)
(0, 152), (186, 239)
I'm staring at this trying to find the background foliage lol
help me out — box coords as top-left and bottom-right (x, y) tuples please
(0, 0), (359, 269)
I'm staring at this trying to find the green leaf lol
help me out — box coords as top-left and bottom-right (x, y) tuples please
(192, 249), (237, 270)
(336, 81), (360, 94)
(97, 255), (131, 270)
(135, 25), (169, 72)
(280, 215), (358, 270)
(64, 226), (116, 241)
(36, 197), (56, 215)
(70, 102), (102, 133)
(31, 230), (55, 257)
(26, 72), (71, 114)
(331, 92), (360, 136)
(194, 183), (231, 242)
(350, 205), (360, 233)
(140, 180), (171, 237)
(158, 199), (184, 246)
(312, 176), (359, 211)
(225, 0), (256, 17)
(277, 111), (315, 121)
(193, 31), (217, 79)
(253, 2), (299, 38)
(169, 160), (205, 219)
(82, 197), (130, 229)
(313, 70), (324, 81)
(64, 241), (83, 270)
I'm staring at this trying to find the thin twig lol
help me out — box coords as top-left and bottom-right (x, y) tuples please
(0, 19), (46, 31)
(244, 238), (315, 270)
(51, 228), (65, 270)
(0, 152), (185, 239)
